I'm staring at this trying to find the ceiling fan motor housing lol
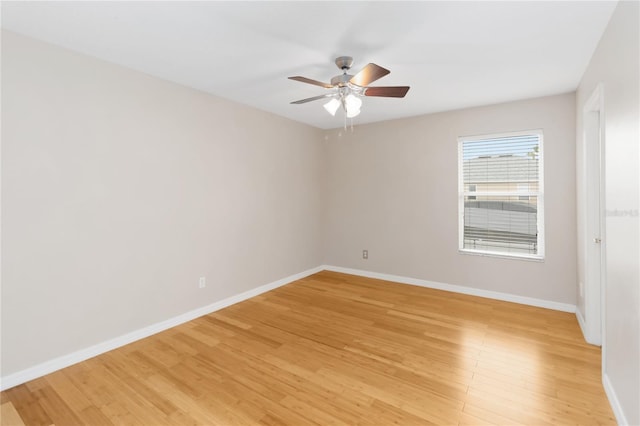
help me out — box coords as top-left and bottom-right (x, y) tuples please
(331, 74), (354, 87)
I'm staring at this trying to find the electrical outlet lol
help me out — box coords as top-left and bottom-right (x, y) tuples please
(363, 250), (368, 259)
(579, 281), (584, 297)
(199, 277), (206, 289)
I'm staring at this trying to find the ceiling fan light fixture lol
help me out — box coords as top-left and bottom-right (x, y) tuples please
(344, 93), (362, 111)
(346, 106), (361, 118)
(323, 98), (340, 116)
(344, 93), (362, 118)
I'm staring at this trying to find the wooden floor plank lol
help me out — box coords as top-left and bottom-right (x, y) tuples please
(1, 402), (26, 426)
(1, 271), (616, 424)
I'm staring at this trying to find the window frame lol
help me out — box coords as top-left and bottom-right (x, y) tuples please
(457, 129), (545, 261)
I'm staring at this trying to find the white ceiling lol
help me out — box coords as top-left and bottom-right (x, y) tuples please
(1, 1), (617, 129)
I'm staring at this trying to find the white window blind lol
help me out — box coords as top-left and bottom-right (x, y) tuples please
(458, 131), (544, 259)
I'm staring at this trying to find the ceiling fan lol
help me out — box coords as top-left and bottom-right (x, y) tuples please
(289, 56), (410, 118)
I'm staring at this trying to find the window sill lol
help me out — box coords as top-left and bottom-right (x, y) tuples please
(459, 249), (545, 262)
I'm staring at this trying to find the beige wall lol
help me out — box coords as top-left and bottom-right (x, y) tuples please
(576, 1), (640, 424)
(1, 31), (325, 376)
(323, 93), (576, 303)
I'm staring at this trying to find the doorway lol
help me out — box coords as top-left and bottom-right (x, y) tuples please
(582, 84), (605, 346)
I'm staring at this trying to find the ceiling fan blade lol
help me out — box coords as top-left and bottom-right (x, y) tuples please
(364, 86), (410, 98)
(290, 94), (335, 104)
(349, 63), (390, 87)
(288, 76), (333, 89)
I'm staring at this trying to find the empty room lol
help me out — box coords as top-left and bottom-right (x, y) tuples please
(1, 1), (638, 425)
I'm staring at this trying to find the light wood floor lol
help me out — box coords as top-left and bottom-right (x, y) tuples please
(1, 271), (615, 425)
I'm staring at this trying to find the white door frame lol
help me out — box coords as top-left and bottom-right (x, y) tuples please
(581, 83), (606, 348)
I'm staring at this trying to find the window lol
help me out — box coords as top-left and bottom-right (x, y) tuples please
(458, 130), (544, 259)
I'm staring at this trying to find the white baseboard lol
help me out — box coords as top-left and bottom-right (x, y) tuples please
(0, 265), (323, 391)
(575, 308), (602, 346)
(603, 372), (629, 425)
(322, 265), (576, 313)
(576, 308), (588, 338)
